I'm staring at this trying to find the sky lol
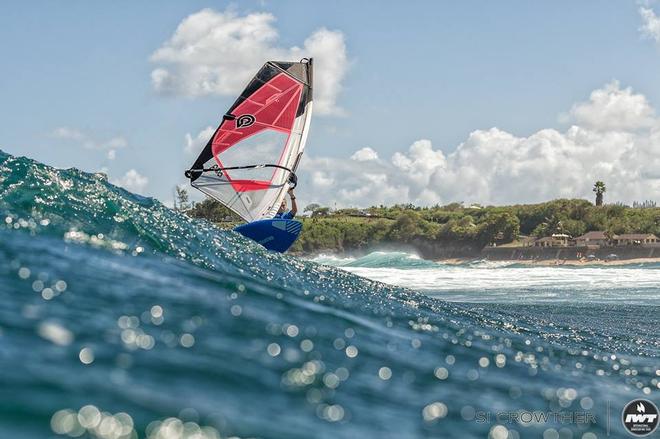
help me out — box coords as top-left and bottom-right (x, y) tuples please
(2, 1), (660, 208)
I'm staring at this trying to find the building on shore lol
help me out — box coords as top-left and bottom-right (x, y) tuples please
(520, 236), (536, 247)
(612, 233), (658, 246)
(534, 234), (571, 247)
(532, 231), (658, 248)
(574, 231), (610, 247)
(533, 237), (553, 247)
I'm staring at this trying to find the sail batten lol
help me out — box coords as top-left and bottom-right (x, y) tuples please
(186, 59), (313, 222)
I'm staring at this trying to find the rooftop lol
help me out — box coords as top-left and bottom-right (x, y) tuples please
(576, 231), (608, 240)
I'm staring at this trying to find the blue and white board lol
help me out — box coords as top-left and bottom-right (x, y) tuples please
(234, 219), (302, 253)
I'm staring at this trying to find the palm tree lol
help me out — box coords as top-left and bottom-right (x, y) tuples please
(593, 181), (606, 206)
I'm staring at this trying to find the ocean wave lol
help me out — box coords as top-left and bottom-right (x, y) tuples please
(0, 151), (657, 439)
(312, 251), (441, 269)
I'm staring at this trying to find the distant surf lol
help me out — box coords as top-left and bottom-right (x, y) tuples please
(312, 251), (660, 304)
(312, 251), (441, 269)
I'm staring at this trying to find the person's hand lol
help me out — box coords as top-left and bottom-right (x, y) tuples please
(288, 188), (294, 195)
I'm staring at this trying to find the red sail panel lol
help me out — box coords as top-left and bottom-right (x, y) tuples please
(212, 73), (303, 192)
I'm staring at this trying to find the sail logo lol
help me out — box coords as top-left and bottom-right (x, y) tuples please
(236, 114), (256, 129)
(622, 399), (658, 436)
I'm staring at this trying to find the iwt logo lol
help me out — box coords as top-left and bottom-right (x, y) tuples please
(622, 399), (659, 436)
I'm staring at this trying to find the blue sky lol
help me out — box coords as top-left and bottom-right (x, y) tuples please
(2, 1), (660, 207)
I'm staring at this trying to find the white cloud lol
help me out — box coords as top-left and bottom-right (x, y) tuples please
(311, 171), (335, 188)
(296, 81), (660, 207)
(52, 127), (84, 141)
(639, 7), (660, 43)
(350, 147), (379, 161)
(291, 28), (349, 116)
(184, 126), (215, 154)
(299, 154), (410, 207)
(150, 8), (350, 115)
(52, 126), (128, 152)
(392, 139), (447, 186)
(111, 169), (149, 194)
(567, 80), (655, 131)
(104, 137), (128, 150)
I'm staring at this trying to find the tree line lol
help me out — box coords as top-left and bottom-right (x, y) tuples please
(290, 198), (660, 253)
(174, 182), (660, 254)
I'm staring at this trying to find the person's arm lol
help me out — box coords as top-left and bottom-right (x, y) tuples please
(288, 188), (298, 217)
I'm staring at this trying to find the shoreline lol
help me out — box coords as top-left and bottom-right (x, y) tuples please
(437, 257), (660, 266)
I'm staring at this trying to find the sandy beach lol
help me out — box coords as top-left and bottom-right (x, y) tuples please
(438, 257), (660, 266)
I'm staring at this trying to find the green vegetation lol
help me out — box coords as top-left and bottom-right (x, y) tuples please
(173, 186), (191, 211)
(186, 197), (242, 223)
(593, 181), (606, 206)
(293, 216), (394, 253)
(183, 196), (660, 254)
(292, 199), (660, 253)
(292, 205), (519, 253)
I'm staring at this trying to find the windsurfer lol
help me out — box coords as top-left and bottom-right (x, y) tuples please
(185, 59), (312, 252)
(275, 188), (297, 219)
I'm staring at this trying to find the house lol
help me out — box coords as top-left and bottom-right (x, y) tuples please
(551, 234), (572, 247)
(519, 235), (536, 247)
(534, 237), (554, 247)
(574, 231), (610, 247)
(534, 234), (571, 247)
(613, 233), (659, 246)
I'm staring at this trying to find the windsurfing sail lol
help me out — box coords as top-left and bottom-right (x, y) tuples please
(185, 59), (313, 222)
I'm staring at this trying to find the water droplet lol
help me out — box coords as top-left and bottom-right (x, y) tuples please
(378, 367), (392, 380)
(345, 345), (358, 358)
(422, 402), (448, 422)
(434, 367), (449, 380)
(180, 333), (195, 348)
(267, 343), (281, 357)
(79, 347), (94, 364)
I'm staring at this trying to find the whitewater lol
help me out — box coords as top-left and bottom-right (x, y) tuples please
(312, 252), (660, 304)
(0, 150), (658, 439)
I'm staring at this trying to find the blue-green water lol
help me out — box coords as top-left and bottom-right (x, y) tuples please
(0, 151), (658, 439)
